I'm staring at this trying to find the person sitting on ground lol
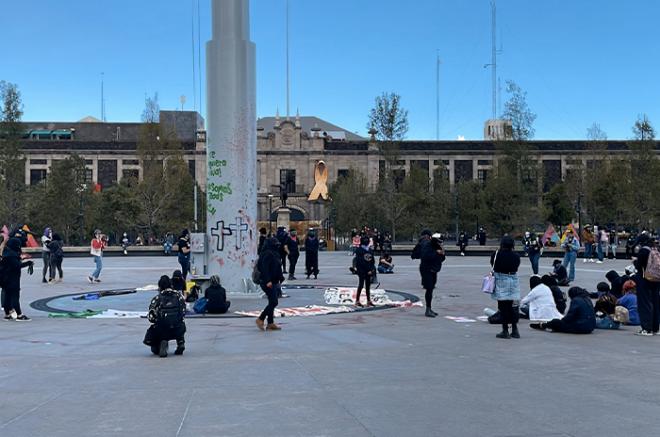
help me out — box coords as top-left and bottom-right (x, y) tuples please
(205, 275), (231, 314)
(144, 275), (186, 357)
(541, 275), (567, 314)
(594, 283), (617, 316)
(521, 275), (564, 329)
(535, 287), (596, 334)
(377, 252), (395, 274)
(605, 270), (628, 299)
(551, 259), (570, 286)
(171, 270), (186, 293)
(617, 280), (640, 326)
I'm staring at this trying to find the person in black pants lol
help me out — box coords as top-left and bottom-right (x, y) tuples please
(177, 229), (191, 279)
(144, 276), (187, 357)
(305, 229), (320, 279)
(1, 238), (34, 321)
(412, 229), (433, 287)
(632, 236), (660, 336)
(276, 227), (288, 274)
(256, 237), (285, 331)
(354, 236), (375, 307)
(420, 233), (446, 317)
(541, 287), (596, 334)
(490, 236), (521, 339)
(286, 229), (300, 280)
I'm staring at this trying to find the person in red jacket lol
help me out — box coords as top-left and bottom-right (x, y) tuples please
(88, 229), (107, 283)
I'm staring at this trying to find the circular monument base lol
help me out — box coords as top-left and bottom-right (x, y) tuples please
(31, 285), (420, 319)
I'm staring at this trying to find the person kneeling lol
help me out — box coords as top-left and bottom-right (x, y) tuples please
(205, 275), (231, 314)
(537, 287), (596, 334)
(377, 252), (395, 274)
(144, 276), (187, 357)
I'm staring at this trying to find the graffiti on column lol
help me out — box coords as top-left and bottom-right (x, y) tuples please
(210, 217), (249, 252)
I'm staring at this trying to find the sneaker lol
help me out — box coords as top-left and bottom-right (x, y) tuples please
(636, 329), (653, 337)
(42, 278), (48, 283)
(3, 315), (14, 321)
(87, 276), (94, 284)
(15, 315), (31, 322)
(355, 302), (364, 308)
(174, 342), (185, 356)
(48, 279), (55, 284)
(583, 259), (587, 263)
(94, 279), (102, 283)
(366, 301), (376, 308)
(266, 323), (282, 331)
(158, 340), (168, 357)
(596, 261), (603, 264)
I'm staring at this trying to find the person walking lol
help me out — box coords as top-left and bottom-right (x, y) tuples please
(1, 237), (34, 321)
(257, 227), (268, 255)
(48, 233), (64, 283)
(177, 229), (191, 280)
(525, 232), (543, 275)
(41, 227), (53, 283)
(420, 233), (446, 317)
(632, 235), (660, 336)
(286, 229), (300, 280)
(581, 225), (595, 263)
(457, 231), (468, 256)
(275, 227), (288, 274)
(256, 237), (285, 331)
(478, 228), (487, 246)
(305, 229), (320, 279)
(561, 230), (580, 284)
(88, 230), (107, 283)
(490, 236), (521, 339)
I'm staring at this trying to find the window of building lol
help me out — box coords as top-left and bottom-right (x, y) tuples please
(454, 160), (473, 183)
(30, 169), (47, 185)
(543, 160), (562, 193)
(85, 168), (94, 184)
(478, 169), (490, 185)
(280, 169), (296, 194)
(393, 169), (406, 190)
(477, 160), (493, 166)
(433, 159), (450, 166)
(85, 160), (93, 165)
(98, 160), (118, 189)
(122, 169), (139, 181)
(30, 159), (47, 165)
(337, 169), (350, 179)
(122, 159), (140, 166)
(411, 160), (430, 172)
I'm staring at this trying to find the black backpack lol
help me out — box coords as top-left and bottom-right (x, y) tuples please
(252, 256), (262, 284)
(156, 292), (184, 328)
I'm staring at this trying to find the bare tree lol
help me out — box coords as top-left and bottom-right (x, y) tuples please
(502, 81), (536, 141)
(632, 114), (655, 141)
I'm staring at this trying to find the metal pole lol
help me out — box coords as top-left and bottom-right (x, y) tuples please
(491, 0), (497, 120)
(194, 183), (198, 231)
(436, 51), (440, 140)
(268, 195), (273, 235)
(286, 0), (290, 119)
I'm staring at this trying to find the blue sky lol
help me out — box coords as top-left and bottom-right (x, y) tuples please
(2, 0), (659, 140)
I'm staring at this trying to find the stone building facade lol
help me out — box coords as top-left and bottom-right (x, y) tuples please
(16, 111), (660, 226)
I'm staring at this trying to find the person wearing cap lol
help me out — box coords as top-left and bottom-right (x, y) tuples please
(420, 233), (446, 317)
(88, 229), (107, 283)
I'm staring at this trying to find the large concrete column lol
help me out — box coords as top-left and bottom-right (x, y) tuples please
(206, 0), (257, 293)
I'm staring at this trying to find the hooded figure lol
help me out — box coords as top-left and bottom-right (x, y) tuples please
(1, 237), (34, 321)
(543, 287), (596, 334)
(256, 237), (285, 331)
(605, 270), (627, 299)
(205, 274), (231, 314)
(631, 238), (660, 335)
(541, 275), (567, 314)
(305, 229), (320, 279)
(144, 275), (186, 357)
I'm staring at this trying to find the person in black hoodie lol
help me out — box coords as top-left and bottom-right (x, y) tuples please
(550, 259), (570, 286)
(354, 235), (376, 307)
(305, 229), (320, 279)
(605, 270), (627, 299)
(144, 275), (187, 357)
(257, 227), (268, 255)
(205, 275), (230, 314)
(286, 229), (300, 280)
(412, 229), (432, 287)
(541, 275), (567, 314)
(540, 287), (596, 334)
(420, 233), (446, 318)
(275, 227), (288, 274)
(632, 234), (660, 336)
(47, 233), (64, 283)
(1, 238), (35, 321)
(256, 237), (285, 331)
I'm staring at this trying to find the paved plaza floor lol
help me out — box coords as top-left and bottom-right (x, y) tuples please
(1, 252), (659, 437)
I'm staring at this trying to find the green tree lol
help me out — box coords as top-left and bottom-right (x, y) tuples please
(328, 169), (373, 235)
(628, 115), (659, 228)
(502, 80), (537, 141)
(0, 81), (27, 227)
(454, 180), (483, 236)
(544, 183), (574, 226)
(367, 92), (409, 142)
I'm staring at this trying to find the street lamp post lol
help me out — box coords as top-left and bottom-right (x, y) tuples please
(268, 194), (274, 236)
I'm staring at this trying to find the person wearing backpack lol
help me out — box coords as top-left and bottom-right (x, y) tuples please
(144, 275), (186, 357)
(47, 233), (64, 283)
(256, 237), (285, 331)
(631, 234), (660, 336)
(1, 237), (35, 321)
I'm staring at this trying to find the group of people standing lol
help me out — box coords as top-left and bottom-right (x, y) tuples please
(259, 227), (320, 281)
(40, 227), (64, 284)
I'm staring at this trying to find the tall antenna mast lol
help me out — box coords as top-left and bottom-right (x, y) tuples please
(191, 0), (198, 112)
(286, 0), (290, 119)
(490, 0), (497, 119)
(436, 51), (441, 140)
(101, 72), (106, 122)
(197, 0), (202, 116)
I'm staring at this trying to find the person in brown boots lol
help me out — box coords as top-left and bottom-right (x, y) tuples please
(256, 237), (285, 331)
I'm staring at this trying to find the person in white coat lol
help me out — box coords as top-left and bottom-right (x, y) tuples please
(521, 276), (563, 329)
